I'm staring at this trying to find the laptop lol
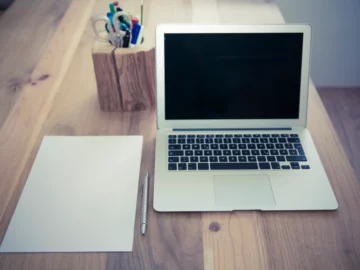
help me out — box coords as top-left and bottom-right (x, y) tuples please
(153, 24), (338, 211)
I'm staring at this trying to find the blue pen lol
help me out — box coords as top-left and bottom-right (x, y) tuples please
(131, 23), (141, 45)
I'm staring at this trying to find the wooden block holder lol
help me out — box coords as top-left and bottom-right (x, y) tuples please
(92, 40), (155, 111)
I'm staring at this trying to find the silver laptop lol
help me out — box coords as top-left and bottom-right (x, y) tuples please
(153, 24), (338, 211)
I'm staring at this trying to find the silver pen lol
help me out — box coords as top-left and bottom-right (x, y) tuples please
(141, 172), (149, 235)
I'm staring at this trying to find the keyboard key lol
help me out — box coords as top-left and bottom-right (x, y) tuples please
(168, 163), (177, 170)
(251, 150), (260, 155)
(259, 162), (271, 169)
(210, 156), (218, 162)
(257, 144), (265, 149)
(275, 144), (284, 149)
(188, 163), (197, 170)
(280, 134), (289, 137)
(276, 156), (285, 162)
(210, 163), (258, 170)
(242, 138), (250, 143)
(200, 156), (209, 162)
(271, 134), (279, 137)
(190, 157), (198, 162)
(294, 143), (302, 149)
(178, 163), (187, 170)
(266, 144), (275, 149)
(225, 134), (233, 138)
(242, 150), (250, 155)
(195, 150), (203, 156)
(220, 144), (228, 149)
(290, 162), (299, 166)
(290, 134), (299, 137)
(229, 156), (237, 162)
(169, 135), (177, 138)
(270, 150), (279, 155)
(181, 157), (189, 162)
(267, 156), (276, 162)
(210, 144), (219, 149)
(169, 145), (181, 150)
(198, 163), (209, 170)
(262, 134), (270, 137)
(289, 149), (298, 155)
(234, 134), (242, 137)
(251, 138), (259, 143)
(232, 150), (241, 155)
(197, 135), (205, 138)
(278, 138), (286, 143)
(280, 149), (288, 155)
(248, 156), (256, 162)
(248, 144), (256, 149)
(204, 150), (212, 156)
(169, 157), (179, 162)
(232, 138), (241, 143)
(187, 139), (195, 144)
(192, 144), (200, 150)
(215, 134), (224, 138)
(224, 138), (231, 143)
(187, 135), (195, 138)
(214, 138), (223, 143)
(260, 138), (268, 143)
(169, 151), (184, 156)
(229, 144), (237, 149)
(271, 162), (281, 169)
(287, 156), (306, 162)
(291, 164), (300, 169)
(284, 144), (293, 149)
(201, 144), (210, 150)
(178, 135), (186, 138)
(206, 134), (214, 138)
(257, 156), (266, 162)
(223, 150), (231, 155)
(301, 165), (310, 169)
(253, 134), (261, 137)
(183, 144), (191, 150)
(238, 156), (247, 162)
(178, 139), (186, 144)
(282, 165), (291, 169)
(287, 138), (300, 143)
(169, 139), (176, 144)
(219, 156), (228, 162)
(185, 150), (193, 156)
(297, 147), (305, 155)
(244, 134), (251, 138)
(214, 150), (222, 155)
(238, 144), (247, 149)
(196, 139), (204, 144)
(269, 138), (277, 143)
(205, 138), (213, 144)
(261, 150), (270, 155)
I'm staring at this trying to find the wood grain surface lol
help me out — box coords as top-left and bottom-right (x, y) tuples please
(0, 0), (71, 127)
(0, 0), (360, 269)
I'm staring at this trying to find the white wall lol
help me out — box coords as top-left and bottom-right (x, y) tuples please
(276, 0), (360, 87)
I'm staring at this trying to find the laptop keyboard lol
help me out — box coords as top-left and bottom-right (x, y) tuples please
(168, 133), (310, 171)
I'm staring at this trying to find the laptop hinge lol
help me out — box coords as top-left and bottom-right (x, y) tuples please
(173, 128), (292, 132)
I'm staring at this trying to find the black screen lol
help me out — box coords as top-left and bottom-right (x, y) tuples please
(164, 33), (303, 120)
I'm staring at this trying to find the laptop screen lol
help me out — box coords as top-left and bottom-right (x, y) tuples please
(164, 33), (303, 120)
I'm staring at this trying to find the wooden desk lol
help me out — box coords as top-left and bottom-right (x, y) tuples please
(0, 0), (359, 269)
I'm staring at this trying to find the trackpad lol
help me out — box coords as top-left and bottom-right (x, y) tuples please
(213, 175), (276, 209)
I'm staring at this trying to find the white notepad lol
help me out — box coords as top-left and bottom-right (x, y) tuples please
(0, 136), (143, 252)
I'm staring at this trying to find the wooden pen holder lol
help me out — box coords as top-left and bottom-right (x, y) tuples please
(92, 40), (155, 111)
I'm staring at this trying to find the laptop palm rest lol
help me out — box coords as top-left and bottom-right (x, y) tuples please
(213, 175), (276, 210)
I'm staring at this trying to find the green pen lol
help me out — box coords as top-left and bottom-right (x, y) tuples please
(109, 3), (116, 15)
(140, 0), (143, 25)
